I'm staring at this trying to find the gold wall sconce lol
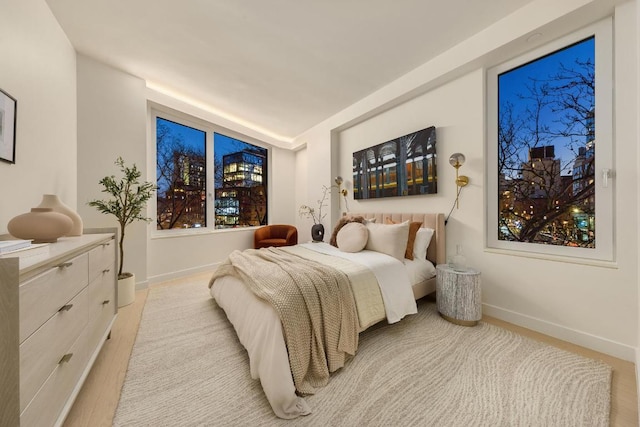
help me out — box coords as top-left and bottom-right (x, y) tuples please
(449, 153), (469, 209)
(334, 176), (349, 213)
(334, 176), (348, 197)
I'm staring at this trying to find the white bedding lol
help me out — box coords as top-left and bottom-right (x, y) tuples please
(210, 243), (418, 419)
(404, 257), (437, 285)
(211, 274), (311, 418)
(301, 243), (417, 323)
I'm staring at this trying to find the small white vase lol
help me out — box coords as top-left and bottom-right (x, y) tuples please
(36, 194), (83, 236)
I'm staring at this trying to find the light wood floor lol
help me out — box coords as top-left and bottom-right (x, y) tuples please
(64, 272), (638, 427)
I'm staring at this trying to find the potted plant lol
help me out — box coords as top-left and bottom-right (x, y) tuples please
(299, 178), (348, 242)
(299, 185), (330, 242)
(89, 157), (156, 307)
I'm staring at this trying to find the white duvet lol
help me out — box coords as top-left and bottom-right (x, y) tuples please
(209, 243), (418, 419)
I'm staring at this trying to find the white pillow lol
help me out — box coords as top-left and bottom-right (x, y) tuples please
(413, 227), (435, 260)
(336, 222), (368, 253)
(365, 220), (410, 261)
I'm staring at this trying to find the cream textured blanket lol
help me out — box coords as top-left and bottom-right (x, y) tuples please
(209, 247), (359, 395)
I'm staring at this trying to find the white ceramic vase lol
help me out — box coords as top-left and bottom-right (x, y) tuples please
(36, 194), (83, 236)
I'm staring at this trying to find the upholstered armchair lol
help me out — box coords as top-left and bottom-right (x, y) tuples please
(254, 224), (298, 249)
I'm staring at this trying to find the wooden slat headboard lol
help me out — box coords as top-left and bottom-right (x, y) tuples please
(346, 213), (446, 266)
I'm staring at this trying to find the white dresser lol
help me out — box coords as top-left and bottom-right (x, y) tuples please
(0, 230), (118, 427)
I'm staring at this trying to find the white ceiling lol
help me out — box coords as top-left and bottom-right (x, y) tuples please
(45, 0), (535, 142)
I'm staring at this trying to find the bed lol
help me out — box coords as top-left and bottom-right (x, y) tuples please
(209, 212), (445, 419)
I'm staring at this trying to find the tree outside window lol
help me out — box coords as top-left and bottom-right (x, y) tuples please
(497, 37), (595, 248)
(156, 118), (206, 230)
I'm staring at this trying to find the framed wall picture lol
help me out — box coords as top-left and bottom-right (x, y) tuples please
(353, 126), (437, 199)
(0, 88), (17, 164)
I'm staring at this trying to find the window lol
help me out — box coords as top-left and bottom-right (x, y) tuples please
(156, 118), (206, 230)
(214, 133), (268, 228)
(486, 19), (613, 261)
(153, 109), (269, 232)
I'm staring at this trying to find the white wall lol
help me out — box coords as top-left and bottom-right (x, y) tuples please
(76, 55), (149, 285)
(295, 0), (638, 360)
(74, 56), (298, 285)
(0, 0), (77, 231)
(338, 70), (483, 226)
(294, 148), (309, 241)
(269, 146), (297, 226)
(294, 126), (334, 241)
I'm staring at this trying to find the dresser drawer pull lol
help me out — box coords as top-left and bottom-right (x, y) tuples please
(101, 243), (110, 247)
(103, 268), (111, 274)
(102, 300), (110, 305)
(58, 353), (73, 364)
(56, 261), (73, 269)
(58, 304), (73, 312)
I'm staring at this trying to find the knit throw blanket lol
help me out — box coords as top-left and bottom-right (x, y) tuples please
(210, 247), (359, 395)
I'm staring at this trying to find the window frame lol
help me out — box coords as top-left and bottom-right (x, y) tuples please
(485, 18), (614, 262)
(149, 103), (271, 237)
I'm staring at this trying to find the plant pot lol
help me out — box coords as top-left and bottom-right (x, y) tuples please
(311, 223), (325, 242)
(118, 273), (136, 307)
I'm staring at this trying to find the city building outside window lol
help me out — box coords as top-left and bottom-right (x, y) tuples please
(486, 19), (613, 262)
(153, 111), (269, 232)
(214, 133), (268, 228)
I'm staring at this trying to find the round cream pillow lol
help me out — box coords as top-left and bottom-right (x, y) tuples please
(336, 222), (368, 252)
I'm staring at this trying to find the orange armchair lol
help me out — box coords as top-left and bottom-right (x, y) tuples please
(254, 225), (298, 249)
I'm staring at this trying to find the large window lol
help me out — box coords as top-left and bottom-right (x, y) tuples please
(153, 110), (269, 232)
(214, 133), (267, 228)
(156, 118), (206, 229)
(486, 19), (613, 261)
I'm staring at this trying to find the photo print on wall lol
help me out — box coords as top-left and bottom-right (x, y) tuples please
(353, 126), (437, 199)
(0, 88), (17, 164)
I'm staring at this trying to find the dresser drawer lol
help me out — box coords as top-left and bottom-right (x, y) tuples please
(1, 232), (116, 427)
(19, 253), (89, 342)
(19, 287), (89, 413)
(87, 273), (116, 351)
(88, 268), (116, 309)
(88, 239), (115, 282)
(20, 327), (88, 427)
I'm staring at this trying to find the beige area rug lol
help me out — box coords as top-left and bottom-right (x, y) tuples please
(114, 278), (612, 427)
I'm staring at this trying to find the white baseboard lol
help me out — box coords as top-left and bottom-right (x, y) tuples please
(135, 279), (149, 291)
(483, 303), (636, 362)
(147, 262), (220, 286)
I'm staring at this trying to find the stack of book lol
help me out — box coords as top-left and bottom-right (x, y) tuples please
(0, 239), (50, 258)
(0, 239), (32, 253)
